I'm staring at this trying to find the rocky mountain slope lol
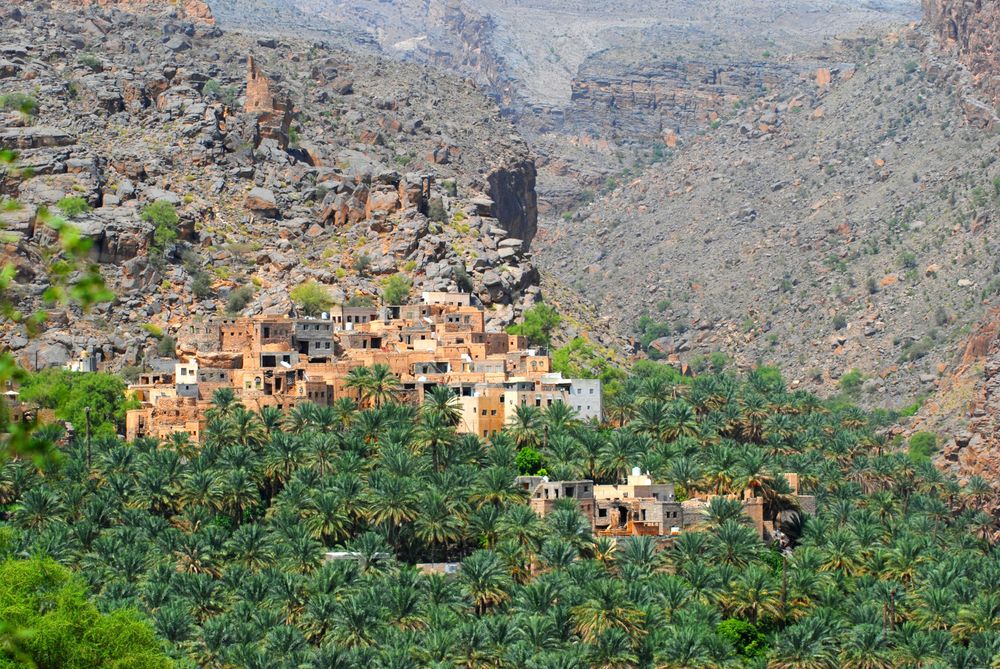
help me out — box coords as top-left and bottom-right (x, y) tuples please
(238, 0), (919, 212)
(0, 0), (541, 371)
(538, 28), (1000, 409)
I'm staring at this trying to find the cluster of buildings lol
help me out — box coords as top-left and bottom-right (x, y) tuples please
(125, 292), (602, 442)
(517, 469), (816, 542)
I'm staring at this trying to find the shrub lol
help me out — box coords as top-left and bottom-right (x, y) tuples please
(453, 263), (474, 293)
(382, 274), (413, 305)
(18, 370), (135, 435)
(202, 79), (221, 98)
(0, 558), (173, 668)
(226, 286), (254, 314)
(346, 294), (374, 307)
(291, 280), (334, 317)
(157, 334), (176, 358)
(717, 618), (767, 658)
(908, 431), (938, 463)
(55, 196), (91, 218)
(839, 368), (864, 392)
(934, 306), (949, 326)
(140, 323), (163, 338)
(832, 314), (847, 330)
(191, 272), (213, 299)
(427, 198), (447, 223)
(0, 93), (39, 118)
(636, 315), (672, 351)
(78, 54), (102, 72)
(709, 352), (729, 372)
(515, 447), (545, 475)
(142, 201), (179, 257)
(508, 303), (561, 348)
(899, 250), (918, 269)
(352, 253), (371, 276)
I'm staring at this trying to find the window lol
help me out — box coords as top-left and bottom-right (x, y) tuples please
(490, 410), (497, 416)
(598, 508), (607, 518)
(481, 409), (487, 416)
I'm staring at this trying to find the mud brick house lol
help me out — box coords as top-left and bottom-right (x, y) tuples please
(127, 292), (602, 442)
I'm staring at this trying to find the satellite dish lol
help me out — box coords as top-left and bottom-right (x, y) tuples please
(280, 360), (292, 369)
(631, 466), (641, 477)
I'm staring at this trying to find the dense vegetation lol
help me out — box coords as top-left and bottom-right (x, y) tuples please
(3, 363), (999, 668)
(0, 558), (173, 668)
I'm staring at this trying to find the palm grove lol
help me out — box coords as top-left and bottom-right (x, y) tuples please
(3, 358), (1000, 669)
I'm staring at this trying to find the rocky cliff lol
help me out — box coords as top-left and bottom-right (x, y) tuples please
(0, 0), (542, 371)
(567, 52), (834, 140)
(922, 0), (1000, 107)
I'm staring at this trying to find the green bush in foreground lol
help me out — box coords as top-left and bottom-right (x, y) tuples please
(0, 558), (172, 668)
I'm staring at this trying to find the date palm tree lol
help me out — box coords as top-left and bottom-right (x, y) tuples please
(571, 578), (645, 644)
(460, 550), (512, 615)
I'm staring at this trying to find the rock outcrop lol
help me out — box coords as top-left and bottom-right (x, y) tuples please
(922, 0), (1000, 107)
(244, 55), (292, 151)
(567, 54), (842, 140)
(486, 157), (538, 248)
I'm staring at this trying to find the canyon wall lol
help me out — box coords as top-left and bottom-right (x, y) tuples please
(568, 55), (817, 139)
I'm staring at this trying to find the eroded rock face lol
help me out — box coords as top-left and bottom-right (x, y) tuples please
(923, 0), (1000, 107)
(486, 157), (538, 248)
(244, 56), (292, 151)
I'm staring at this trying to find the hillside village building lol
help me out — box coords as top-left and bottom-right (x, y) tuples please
(517, 469), (816, 541)
(126, 293), (602, 442)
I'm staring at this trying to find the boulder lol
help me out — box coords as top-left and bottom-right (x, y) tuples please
(246, 187), (278, 217)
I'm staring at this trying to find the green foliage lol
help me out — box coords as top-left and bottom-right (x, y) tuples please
(0, 93), (38, 118)
(156, 335), (176, 358)
(18, 369), (134, 436)
(55, 196), (91, 218)
(838, 368), (864, 392)
(77, 54), (102, 72)
(191, 272), (213, 299)
(507, 302), (561, 347)
(832, 314), (847, 330)
(141, 323), (164, 338)
(0, 558), (172, 668)
(0, 154), (113, 462)
(202, 79), (221, 98)
(551, 337), (625, 386)
(453, 263), (474, 293)
(515, 447), (545, 475)
(635, 315), (672, 357)
(717, 618), (767, 658)
(352, 253), (372, 275)
(2, 365), (998, 668)
(381, 274), (413, 305)
(908, 431), (937, 463)
(142, 201), (179, 258)
(427, 198), (447, 223)
(346, 294), (375, 307)
(225, 286), (254, 314)
(291, 281), (334, 317)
